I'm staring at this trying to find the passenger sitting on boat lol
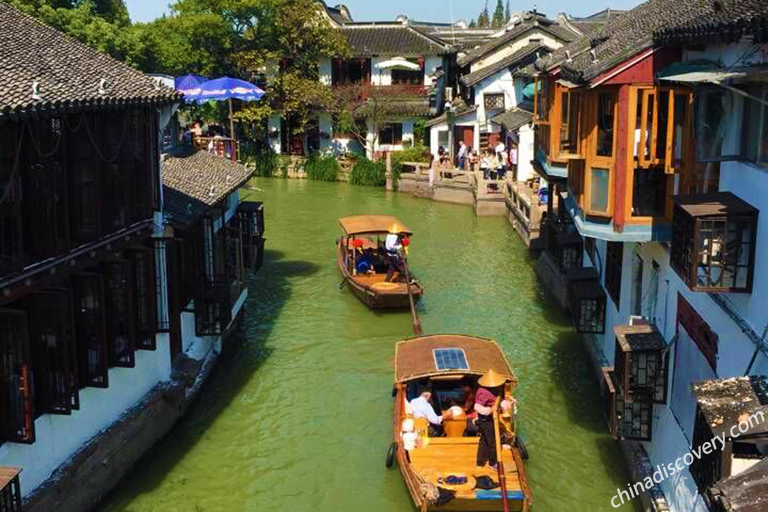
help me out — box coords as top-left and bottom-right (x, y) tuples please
(410, 389), (453, 437)
(475, 369), (506, 469)
(355, 248), (376, 274)
(384, 226), (406, 283)
(459, 378), (479, 436)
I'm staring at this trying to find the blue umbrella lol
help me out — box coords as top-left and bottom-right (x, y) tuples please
(175, 74), (207, 96)
(187, 76), (265, 104)
(186, 77), (265, 139)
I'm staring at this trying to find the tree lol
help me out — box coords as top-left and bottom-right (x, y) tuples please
(491, 0), (505, 28)
(468, 19), (477, 28)
(505, 0), (511, 22)
(477, 1), (490, 28)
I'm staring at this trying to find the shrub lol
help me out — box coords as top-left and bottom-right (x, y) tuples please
(391, 145), (430, 183)
(305, 154), (341, 182)
(243, 148), (277, 178)
(349, 158), (386, 187)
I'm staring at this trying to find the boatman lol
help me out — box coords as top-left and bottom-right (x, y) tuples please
(409, 388), (453, 437)
(384, 224), (407, 283)
(475, 369), (506, 469)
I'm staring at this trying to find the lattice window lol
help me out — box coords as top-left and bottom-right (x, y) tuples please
(605, 241), (623, 306)
(72, 274), (109, 388)
(484, 93), (505, 111)
(26, 290), (79, 416)
(671, 193), (758, 293)
(103, 260), (137, 368)
(0, 309), (34, 444)
(0, 468), (22, 512)
(131, 249), (157, 350)
(153, 240), (171, 333)
(614, 324), (668, 404)
(568, 277), (607, 334)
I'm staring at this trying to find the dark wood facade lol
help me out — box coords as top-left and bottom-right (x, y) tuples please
(0, 107), (163, 450)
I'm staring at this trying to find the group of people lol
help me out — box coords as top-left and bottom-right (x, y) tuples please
(408, 370), (515, 470)
(353, 226), (411, 284)
(433, 140), (518, 182)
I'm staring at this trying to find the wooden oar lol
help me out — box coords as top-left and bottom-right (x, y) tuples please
(401, 256), (423, 336)
(493, 399), (511, 512)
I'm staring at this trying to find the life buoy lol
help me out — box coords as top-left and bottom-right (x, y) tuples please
(386, 442), (397, 468)
(516, 436), (529, 460)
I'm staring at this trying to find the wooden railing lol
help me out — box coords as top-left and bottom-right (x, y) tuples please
(193, 137), (240, 162)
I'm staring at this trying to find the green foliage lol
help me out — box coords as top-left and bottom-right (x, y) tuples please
(477, 1), (490, 28)
(391, 146), (430, 184)
(413, 118), (428, 147)
(492, 0), (505, 28)
(468, 19), (477, 28)
(241, 147), (278, 178)
(505, 0), (511, 23)
(349, 158), (386, 187)
(305, 154), (340, 182)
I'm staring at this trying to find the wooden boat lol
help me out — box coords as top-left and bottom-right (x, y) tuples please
(390, 335), (532, 512)
(337, 215), (423, 309)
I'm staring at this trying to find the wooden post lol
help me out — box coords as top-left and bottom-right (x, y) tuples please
(385, 151), (394, 191)
(228, 98), (235, 143)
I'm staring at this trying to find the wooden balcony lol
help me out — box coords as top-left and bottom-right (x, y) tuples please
(193, 137), (239, 163)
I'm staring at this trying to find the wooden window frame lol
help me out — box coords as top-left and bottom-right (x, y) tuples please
(580, 89), (618, 218)
(25, 290), (79, 417)
(72, 273), (109, 389)
(0, 309), (35, 445)
(605, 241), (623, 307)
(129, 248), (157, 351)
(103, 259), (137, 368)
(378, 123), (403, 146)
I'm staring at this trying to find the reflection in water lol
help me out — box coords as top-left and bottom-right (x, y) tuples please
(97, 179), (638, 512)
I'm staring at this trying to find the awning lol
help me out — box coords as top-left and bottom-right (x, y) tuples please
(658, 60), (768, 84)
(708, 458), (768, 512)
(375, 58), (420, 70)
(692, 376), (768, 441)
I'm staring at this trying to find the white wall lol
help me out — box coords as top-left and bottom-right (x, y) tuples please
(470, 29), (562, 73)
(517, 124), (535, 182)
(475, 68), (518, 124)
(0, 337), (172, 495)
(268, 114), (281, 154)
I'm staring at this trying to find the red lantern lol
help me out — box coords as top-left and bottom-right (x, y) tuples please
(351, 239), (365, 248)
(402, 237), (410, 247)
(418, 57), (426, 69)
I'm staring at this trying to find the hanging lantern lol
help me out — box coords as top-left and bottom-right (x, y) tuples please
(418, 57), (426, 69)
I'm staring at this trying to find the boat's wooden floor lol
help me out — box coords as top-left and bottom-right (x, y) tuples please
(408, 438), (521, 500)
(350, 273), (411, 293)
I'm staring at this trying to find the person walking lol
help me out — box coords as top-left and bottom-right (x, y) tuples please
(457, 140), (467, 170)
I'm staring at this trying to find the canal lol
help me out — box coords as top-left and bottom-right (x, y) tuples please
(98, 178), (638, 512)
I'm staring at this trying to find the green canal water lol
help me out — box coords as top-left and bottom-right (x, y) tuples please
(98, 178), (638, 512)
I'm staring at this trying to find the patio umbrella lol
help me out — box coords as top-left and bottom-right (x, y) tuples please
(174, 74), (207, 96)
(185, 76), (265, 139)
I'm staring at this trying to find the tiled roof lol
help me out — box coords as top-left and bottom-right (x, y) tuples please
(354, 94), (432, 118)
(340, 24), (451, 57)
(424, 104), (478, 127)
(655, 0), (768, 44)
(324, 3), (353, 25)
(162, 149), (254, 227)
(413, 24), (498, 50)
(457, 14), (578, 67)
(565, 9), (627, 36)
(491, 107), (533, 131)
(460, 43), (545, 86)
(540, 0), (717, 84)
(0, 1), (179, 119)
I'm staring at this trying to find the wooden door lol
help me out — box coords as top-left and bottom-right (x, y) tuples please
(454, 126), (474, 154)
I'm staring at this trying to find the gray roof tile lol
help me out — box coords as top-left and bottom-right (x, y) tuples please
(460, 43), (545, 86)
(162, 149), (254, 227)
(491, 107), (533, 131)
(0, 2), (179, 118)
(340, 24), (450, 57)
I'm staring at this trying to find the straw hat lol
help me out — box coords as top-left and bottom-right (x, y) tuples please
(388, 223), (406, 234)
(478, 369), (507, 388)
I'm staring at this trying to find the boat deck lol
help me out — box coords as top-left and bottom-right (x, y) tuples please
(350, 273), (411, 294)
(409, 437), (522, 499)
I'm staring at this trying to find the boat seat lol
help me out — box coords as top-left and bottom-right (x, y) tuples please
(444, 418), (466, 437)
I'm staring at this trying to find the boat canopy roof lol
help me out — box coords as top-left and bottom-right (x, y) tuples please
(394, 335), (516, 384)
(339, 215), (412, 236)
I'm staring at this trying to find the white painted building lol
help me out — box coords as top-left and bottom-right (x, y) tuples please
(270, 8), (452, 159)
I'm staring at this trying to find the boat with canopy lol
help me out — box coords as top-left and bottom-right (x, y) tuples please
(389, 334), (532, 512)
(337, 215), (423, 309)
